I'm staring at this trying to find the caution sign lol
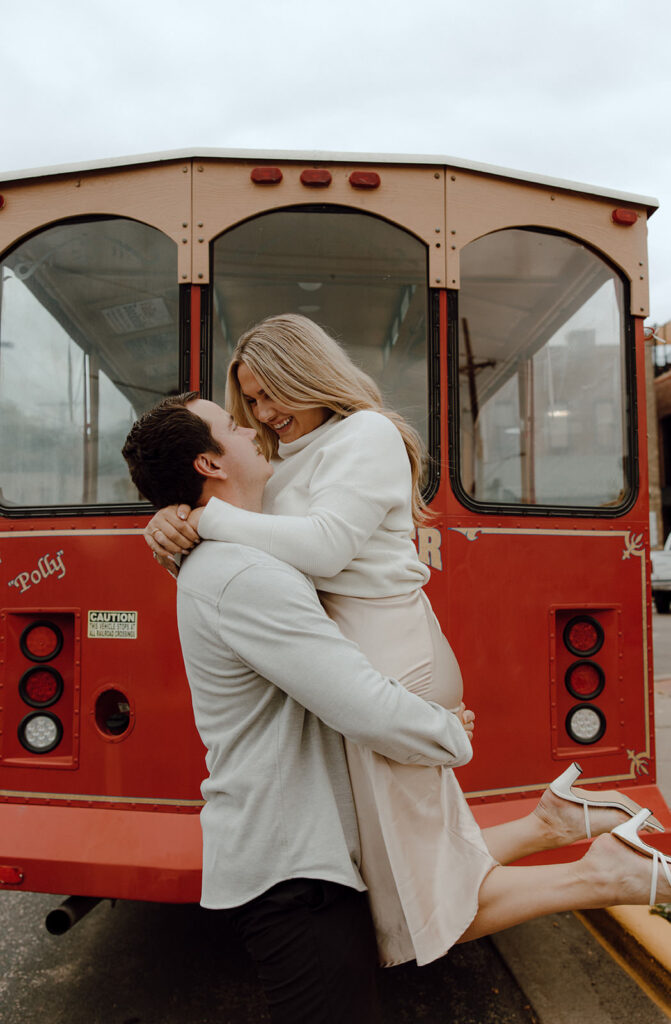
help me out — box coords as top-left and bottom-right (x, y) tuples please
(88, 610), (138, 639)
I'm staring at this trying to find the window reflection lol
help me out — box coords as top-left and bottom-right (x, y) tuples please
(211, 208), (429, 445)
(0, 219), (179, 508)
(458, 229), (629, 509)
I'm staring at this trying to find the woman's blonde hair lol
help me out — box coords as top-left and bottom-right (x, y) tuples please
(225, 313), (430, 525)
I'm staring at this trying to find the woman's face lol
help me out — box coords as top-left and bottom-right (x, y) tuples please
(237, 363), (330, 443)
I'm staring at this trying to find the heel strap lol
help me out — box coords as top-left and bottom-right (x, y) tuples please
(650, 850), (671, 905)
(583, 802), (591, 840)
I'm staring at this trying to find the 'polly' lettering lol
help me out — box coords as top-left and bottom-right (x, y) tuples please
(8, 550), (66, 593)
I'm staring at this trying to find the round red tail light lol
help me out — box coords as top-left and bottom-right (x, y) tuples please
(563, 615), (603, 657)
(20, 666), (63, 708)
(20, 620), (63, 662)
(565, 660), (604, 701)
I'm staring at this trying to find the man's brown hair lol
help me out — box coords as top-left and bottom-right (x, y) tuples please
(122, 392), (223, 508)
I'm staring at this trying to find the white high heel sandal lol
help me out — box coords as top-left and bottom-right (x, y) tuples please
(548, 762), (664, 839)
(612, 808), (671, 905)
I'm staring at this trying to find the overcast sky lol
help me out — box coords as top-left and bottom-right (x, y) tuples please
(2, 0), (670, 323)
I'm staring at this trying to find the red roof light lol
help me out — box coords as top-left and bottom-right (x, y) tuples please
(349, 171), (381, 189)
(251, 167), (283, 184)
(300, 169), (332, 187)
(612, 208), (637, 226)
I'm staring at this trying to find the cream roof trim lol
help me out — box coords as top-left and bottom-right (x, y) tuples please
(0, 148), (659, 215)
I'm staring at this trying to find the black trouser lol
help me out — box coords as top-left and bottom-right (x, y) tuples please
(229, 878), (383, 1024)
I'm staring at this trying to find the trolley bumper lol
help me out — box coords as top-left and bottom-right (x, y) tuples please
(0, 802), (202, 901)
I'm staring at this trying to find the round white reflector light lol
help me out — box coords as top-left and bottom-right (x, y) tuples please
(18, 712), (63, 754)
(566, 704), (605, 745)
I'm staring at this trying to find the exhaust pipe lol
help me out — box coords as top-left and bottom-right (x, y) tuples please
(45, 896), (102, 935)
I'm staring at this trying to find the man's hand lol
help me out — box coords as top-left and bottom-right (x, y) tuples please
(144, 505), (201, 568)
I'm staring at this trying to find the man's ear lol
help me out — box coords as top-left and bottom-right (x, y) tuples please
(193, 451), (227, 480)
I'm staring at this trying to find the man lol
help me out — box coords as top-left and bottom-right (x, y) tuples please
(122, 393), (473, 1024)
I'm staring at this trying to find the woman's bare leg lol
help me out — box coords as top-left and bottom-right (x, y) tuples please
(481, 788), (636, 865)
(458, 833), (671, 942)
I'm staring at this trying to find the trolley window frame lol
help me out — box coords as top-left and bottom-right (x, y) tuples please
(0, 215), (187, 519)
(447, 227), (639, 518)
(205, 204), (442, 507)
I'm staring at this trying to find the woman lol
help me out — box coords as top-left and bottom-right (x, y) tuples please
(147, 314), (669, 965)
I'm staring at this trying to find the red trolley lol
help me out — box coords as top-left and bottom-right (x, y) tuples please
(0, 149), (667, 909)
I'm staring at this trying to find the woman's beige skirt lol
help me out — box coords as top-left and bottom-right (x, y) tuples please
(320, 589), (497, 967)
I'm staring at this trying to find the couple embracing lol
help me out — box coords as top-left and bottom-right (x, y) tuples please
(123, 314), (670, 1024)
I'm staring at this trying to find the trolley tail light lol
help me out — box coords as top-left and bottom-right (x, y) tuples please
(565, 660), (604, 701)
(3, 612), (76, 760)
(20, 666), (64, 707)
(18, 711), (63, 754)
(566, 705), (606, 745)
(555, 608), (612, 750)
(20, 620), (63, 661)
(563, 615), (603, 657)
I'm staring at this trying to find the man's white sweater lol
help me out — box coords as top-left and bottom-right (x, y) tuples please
(176, 541), (471, 909)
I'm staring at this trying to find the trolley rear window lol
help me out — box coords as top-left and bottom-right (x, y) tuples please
(455, 228), (633, 512)
(0, 218), (179, 510)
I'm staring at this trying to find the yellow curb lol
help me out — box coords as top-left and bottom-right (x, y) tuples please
(576, 906), (671, 1016)
(609, 906), (671, 972)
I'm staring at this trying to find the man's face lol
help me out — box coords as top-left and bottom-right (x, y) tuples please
(187, 399), (273, 488)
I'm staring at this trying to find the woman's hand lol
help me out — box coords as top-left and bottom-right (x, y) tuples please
(187, 507), (204, 532)
(144, 505), (200, 561)
(456, 702), (475, 742)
